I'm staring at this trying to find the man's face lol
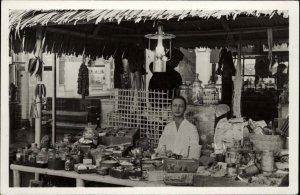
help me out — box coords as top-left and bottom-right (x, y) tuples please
(171, 98), (186, 118)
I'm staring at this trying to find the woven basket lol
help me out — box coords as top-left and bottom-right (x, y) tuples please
(248, 134), (284, 153)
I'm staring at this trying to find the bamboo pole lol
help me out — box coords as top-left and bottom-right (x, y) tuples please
(13, 170), (20, 187)
(232, 34), (242, 118)
(34, 27), (43, 148)
(52, 53), (57, 145)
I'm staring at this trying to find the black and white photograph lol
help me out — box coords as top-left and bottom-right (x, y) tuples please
(1, 1), (299, 194)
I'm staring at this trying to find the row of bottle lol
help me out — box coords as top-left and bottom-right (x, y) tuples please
(179, 73), (219, 105)
(16, 143), (96, 171)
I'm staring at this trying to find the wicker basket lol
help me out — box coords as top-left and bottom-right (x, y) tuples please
(248, 134), (284, 153)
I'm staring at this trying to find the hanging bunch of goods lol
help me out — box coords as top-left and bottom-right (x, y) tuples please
(26, 56), (43, 78)
(77, 63), (89, 99)
(34, 83), (46, 98)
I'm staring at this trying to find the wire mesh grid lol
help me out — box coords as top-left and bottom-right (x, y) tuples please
(107, 89), (174, 148)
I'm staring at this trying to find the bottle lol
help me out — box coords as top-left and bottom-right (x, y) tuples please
(16, 148), (23, 162)
(192, 73), (203, 104)
(23, 146), (29, 163)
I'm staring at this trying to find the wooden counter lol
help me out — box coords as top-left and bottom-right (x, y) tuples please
(10, 164), (166, 187)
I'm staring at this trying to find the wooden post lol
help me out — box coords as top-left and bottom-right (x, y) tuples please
(232, 34), (242, 118)
(35, 27), (43, 148)
(76, 178), (85, 187)
(52, 54), (57, 145)
(13, 170), (20, 187)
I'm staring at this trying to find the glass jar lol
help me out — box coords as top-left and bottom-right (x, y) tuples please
(16, 148), (23, 162)
(28, 153), (37, 163)
(48, 149), (56, 160)
(64, 155), (74, 171)
(192, 73), (203, 104)
(36, 148), (48, 164)
(30, 143), (39, 154)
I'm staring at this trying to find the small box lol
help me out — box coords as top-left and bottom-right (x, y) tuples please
(147, 170), (164, 181)
(164, 159), (198, 173)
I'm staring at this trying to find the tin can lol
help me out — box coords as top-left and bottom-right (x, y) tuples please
(261, 151), (274, 172)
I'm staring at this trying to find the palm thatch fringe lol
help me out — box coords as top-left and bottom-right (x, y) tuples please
(10, 9), (289, 31)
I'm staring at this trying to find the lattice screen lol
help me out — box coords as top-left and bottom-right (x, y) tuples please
(107, 89), (174, 148)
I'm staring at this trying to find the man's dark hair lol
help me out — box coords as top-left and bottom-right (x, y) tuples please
(171, 96), (187, 109)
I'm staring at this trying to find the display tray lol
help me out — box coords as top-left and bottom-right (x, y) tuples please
(109, 168), (142, 179)
(13, 161), (48, 168)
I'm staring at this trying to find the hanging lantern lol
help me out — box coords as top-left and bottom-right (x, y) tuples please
(145, 22), (175, 72)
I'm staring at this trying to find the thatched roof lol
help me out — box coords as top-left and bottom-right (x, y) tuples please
(9, 9), (289, 60)
(9, 10), (288, 30)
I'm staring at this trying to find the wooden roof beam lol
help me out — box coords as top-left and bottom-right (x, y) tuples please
(113, 25), (288, 38)
(46, 27), (139, 45)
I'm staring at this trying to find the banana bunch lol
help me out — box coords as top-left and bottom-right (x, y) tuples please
(35, 84), (46, 99)
(26, 57), (43, 77)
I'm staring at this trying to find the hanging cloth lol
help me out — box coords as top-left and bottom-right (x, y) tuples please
(267, 28), (273, 72)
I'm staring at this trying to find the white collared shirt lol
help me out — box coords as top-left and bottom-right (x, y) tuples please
(156, 119), (199, 158)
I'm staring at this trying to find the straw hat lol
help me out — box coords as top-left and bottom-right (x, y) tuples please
(216, 104), (230, 117)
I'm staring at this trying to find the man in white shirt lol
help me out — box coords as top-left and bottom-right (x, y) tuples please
(156, 96), (199, 159)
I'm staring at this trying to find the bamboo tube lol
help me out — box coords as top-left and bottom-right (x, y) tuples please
(232, 34), (242, 117)
(34, 27), (43, 148)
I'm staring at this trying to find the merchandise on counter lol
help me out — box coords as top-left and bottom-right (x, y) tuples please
(260, 151), (275, 173)
(164, 159), (198, 173)
(225, 147), (241, 165)
(98, 127), (139, 146)
(74, 164), (97, 174)
(16, 148), (23, 162)
(164, 172), (195, 186)
(48, 159), (65, 170)
(109, 166), (142, 179)
(28, 153), (37, 164)
(23, 146), (29, 163)
(64, 155), (75, 171)
(36, 148), (48, 165)
(96, 167), (109, 175)
(48, 149), (56, 160)
(100, 160), (118, 169)
(83, 151), (93, 165)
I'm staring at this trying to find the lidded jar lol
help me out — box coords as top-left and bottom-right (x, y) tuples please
(192, 73), (203, 104)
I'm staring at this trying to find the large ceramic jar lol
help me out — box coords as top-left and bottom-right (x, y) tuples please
(179, 82), (189, 104)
